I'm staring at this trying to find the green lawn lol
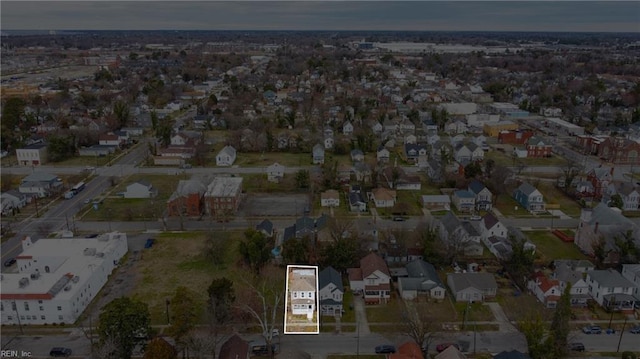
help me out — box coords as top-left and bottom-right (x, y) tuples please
(79, 174), (182, 221)
(494, 195), (530, 217)
(454, 302), (495, 323)
(524, 231), (588, 262)
(537, 183), (582, 217)
(235, 152), (312, 167)
(485, 150), (568, 167)
(50, 155), (112, 167)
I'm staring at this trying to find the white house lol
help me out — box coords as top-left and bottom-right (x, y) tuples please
(447, 272), (498, 302)
(451, 190), (475, 213)
(312, 144), (325, 164)
(0, 233), (128, 325)
(216, 145), (237, 166)
(371, 188), (396, 208)
(319, 266), (344, 316)
(585, 269), (636, 312)
(16, 143), (48, 167)
(377, 147), (390, 163)
(320, 190), (340, 207)
(266, 162), (285, 183)
(123, 181), (156, 199)
(397, 260), (446, 301)
(479, 213), (507, 241)
(1, 190), (28, 216)
(553, 260), (592, 307)
(342, 121), (354, 135)
(324, 136), (334, 150)
(527, 272), (562, 308)
(621, 264), (640, 300)
(468, 180), (493, 211)
(289, 268), (317, 319)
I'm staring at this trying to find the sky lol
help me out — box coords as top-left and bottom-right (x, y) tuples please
(1, 1), (639, 33)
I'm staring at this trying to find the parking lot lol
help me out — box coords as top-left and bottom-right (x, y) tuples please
(241, 193), (310, 217)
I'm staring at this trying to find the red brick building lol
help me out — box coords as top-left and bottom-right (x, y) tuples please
(205, 177), (243, 218)
(526, 136), (553, 158)
(498, 130), (534, 144)
(576, 136), (640, 165)
(167, 180), (207, 217)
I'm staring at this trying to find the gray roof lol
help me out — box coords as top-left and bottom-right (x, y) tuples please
(440, 211), (461, 235)
(421, 195), (450, 203)
(21, 173), (59, 183)
(405, 260), (443, 284)
(319, 266), (343, 292)
(454, 190), (475, 199)
(468, 180), (487, 195)
(587, 269), (635, 288)
(461, 222), (480, 237)
(256, 219), (273, 235)
(448, 272), (497, 292)
(516, 182), (538, 196)
(586, 202), (634, 227)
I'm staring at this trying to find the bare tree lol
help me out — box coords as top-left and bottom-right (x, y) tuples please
(327, 217), (354, 242)
(399, 300), (439, 352)
(238, 266), (285, 358)
(443, 229), (469, 265)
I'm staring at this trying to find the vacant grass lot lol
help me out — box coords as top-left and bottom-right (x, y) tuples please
(537, 183), (582, 217)
(80, 174), (182, 221)
(235, 152), (311, 167)
(485, 150), (568, 167)
(365, 296), (457, 324)
(131, 231), (245, 324)
(525, 231), (588, 262)
(51, 155), (111, 167)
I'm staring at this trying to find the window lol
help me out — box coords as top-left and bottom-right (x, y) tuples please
(11, 302), (16, 311)
(293, 292), (297, 298)
(0, 303), (3, 311)
(7, 316), (12, 320)
(57, 306), (62, 311)
(58, 315), (63, 321)
(45, 266), (50, 273)
(41, 315), (46, 320)
(40, 306), (44, 311)
(301, 292), (305, 298)
(24, 302), (29, 311)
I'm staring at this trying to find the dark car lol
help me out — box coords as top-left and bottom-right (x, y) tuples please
(630, 325), (640, 334)
(84, 233), (99, 238)
(49, 347), (72, 357)
(569, 342), (585, 352)
(144, 238), (155, 249)
(392, 217), (406, 222)
(582, 325), (602, 334)
(375, 345), (396, 354)
(436, 343), (460, 353)
(4, 258), (16, 267)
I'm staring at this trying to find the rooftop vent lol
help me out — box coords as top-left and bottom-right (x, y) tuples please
(71, 276), (79, 283)
(19, 277), (29, 288)
(84, 248), (96, 256)
(95, 252), (105, 258)
(30, 272), (40, 280)
(64, 285), (72, 291)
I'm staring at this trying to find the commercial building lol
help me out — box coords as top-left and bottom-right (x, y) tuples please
(16, 143), (47, 166)
(0, 233), (128, 325)
(205, 176), (243, 217)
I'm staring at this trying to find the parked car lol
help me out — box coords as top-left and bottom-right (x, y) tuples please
(582, 325), (602, 334)
(436, 343), (460, 352)
(49, 347), (72, 357)
(375, 345), (396, 354)
(630, 325), (640, 334)
(85, 233), (99, 238)
(144, 238), (155, 249)
(4, 258), (16, 267)
(569, 342), (585, 352)
(392, 216), (406, 222)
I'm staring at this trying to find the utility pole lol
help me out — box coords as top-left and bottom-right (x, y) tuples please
(617, 318), (627, 352)
(13, 300), (24, 334)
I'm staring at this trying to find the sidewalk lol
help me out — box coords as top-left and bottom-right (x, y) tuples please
(352, 294), (371, 335)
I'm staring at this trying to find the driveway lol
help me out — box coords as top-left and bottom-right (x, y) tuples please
(352, 294), (371, 336)
(484, 302), (518, 333)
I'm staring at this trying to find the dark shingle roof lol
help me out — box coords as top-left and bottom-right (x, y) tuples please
(319, 266), (343, 292)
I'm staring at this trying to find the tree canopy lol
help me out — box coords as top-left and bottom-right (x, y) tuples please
(98, 296), (151, 359)
(238, 228), (272, 274)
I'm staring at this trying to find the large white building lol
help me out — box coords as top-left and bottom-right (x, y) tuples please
(0, 233), (128, 325)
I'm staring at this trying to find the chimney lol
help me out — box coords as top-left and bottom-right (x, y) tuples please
(594, 222), (599, 234)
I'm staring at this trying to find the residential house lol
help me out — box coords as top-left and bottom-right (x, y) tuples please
(353, 162), (372, 182)
(526, 136), (553, 158)
(621, 264), (640, 300)
(400, 119), (416, 133)
(350, 149), (365, 163)
(447, 272), (498, 302)
(450, 134), (465, 147)
(289, 269), (316, 318)
(216, 145), (237, 166)
(347, 253), (391, 304)
(452, 190), (475, 213)
(337, 164), (352, 183)
(391, 342), (424, 359)
(445, 120), (468, 134)
(205, 177), (243, 217)
(404, 134), (417, 145)
(371, 188), (397, 208)
(435, 345), (467, 359)
(468, 180), (492, 211)
(342, 121), (354, 135)
(78, 145), (116, 157)
(553, 260), (592, 307)
(319, 266), (344, 317)
(479, 213), (507, 241)
(219, 334), (249, 359)
(18, 173), (62, 197)
(124, 180), (157, 199)
(472, 135), (488, 150)
(439, 212), (482, 256)
(380, 167), (421, 190)
(605, 182), (640, 211)
(348, 187), (367, 212)
(574, 203), (639, 265)
(586, 167), (614, 199)
(469, 143), (484, 161)
(167, 180), (206, 217)
(0, 190), (28, 216)
(397, 259), (446, 301)
(16, 143), (47, 166)
(420, 195), (451, 211)
(256, 219), (274, 237)
(404, 143), (428, 162)
(266, 162), (285, 183)
(513, 182), (545, 213)
(453, 143), (472, 164)
(586, 269), (636, 313)
(320, 189), (340, 207)
(324, 136), (334, 150)
(98, 133), (120, 147)
(527, 271), (562, 308)
(377, 147), (390, 164)
(312, 144), (325, 164)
